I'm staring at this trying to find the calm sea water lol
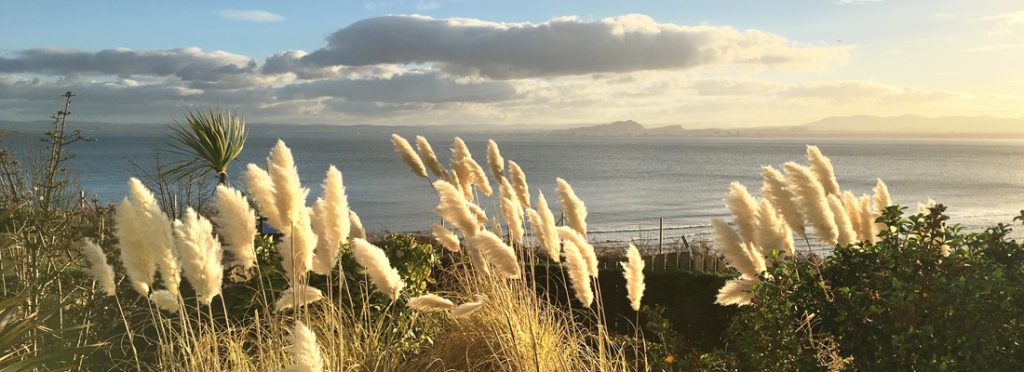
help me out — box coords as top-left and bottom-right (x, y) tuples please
(8, 126), (1024, 240)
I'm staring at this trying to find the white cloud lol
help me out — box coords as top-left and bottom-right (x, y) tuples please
(963, 43), (1024, 53)
(220, 9), (284, 23)
(981, 11), (1024, 35)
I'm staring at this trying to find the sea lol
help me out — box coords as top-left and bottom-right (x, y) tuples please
(6, 124), (1024, 245)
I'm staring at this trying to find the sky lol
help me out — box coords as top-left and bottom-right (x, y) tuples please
(0, 0), (1022, 127)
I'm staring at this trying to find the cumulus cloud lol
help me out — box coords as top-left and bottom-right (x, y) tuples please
(220, 9), (284, 23)
(302, 14), (851, 79)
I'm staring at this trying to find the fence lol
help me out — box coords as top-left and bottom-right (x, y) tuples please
(598, 249), (729, 275)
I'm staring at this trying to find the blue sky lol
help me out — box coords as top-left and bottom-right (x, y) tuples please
(1, 0), (1021, 125)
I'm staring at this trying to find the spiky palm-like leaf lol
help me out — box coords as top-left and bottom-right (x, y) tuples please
(165, 109), (247, 184)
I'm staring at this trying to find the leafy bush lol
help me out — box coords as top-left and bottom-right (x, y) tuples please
(723, 205), (1024, 370)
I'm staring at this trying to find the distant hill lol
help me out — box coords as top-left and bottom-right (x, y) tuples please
(554, 120), (647, 136)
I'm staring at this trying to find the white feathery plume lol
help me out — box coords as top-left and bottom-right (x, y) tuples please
(79, 239), (116, 296)
(451, 159), (476, 202)
(283, 321), (324, 372)
(561, 238), (594, 307)
(499, 177), (525, 245)
(621, 244), (645, 312)
(807, 145), (840, 196)
(486, 139), (505, 179)
(452, 295), (487, 318)
(275, 284), (325, 312)
(431, 223), (461, 252)
(465, 240), (491, 275)
(761, 166), (807, 238)
(266, 140), (308, 235)
(349, 210), (366, 240)
(212, 185), (257, 270)
(149, 289), (180, 313)
(784, 162), (838, 245)
(433, 180), (480, 237)
(828, 195), (856, 245)
(715, 278), (758, 307)
(451, 137), (492, 196)
(528, 191), (560, 262)
(392, 134), (428, 179)
(467, 230), (521, 278)
(242, 163), (282, 231)
(114, 196), (154, 295)
(416, 135), (448, 180)
(859, 195), (877, 243)
(279, 207), (317, 284)
(917, 198), (937, 214)
(125, 178), (180, 295)
(725, 182), (759, 244)
(407, 294), (456, 312)
(507, 161), (531, 208)
(842, 191), (864, 242)
(557, 226), (599, 278)
(311, 166), (351, 276)
(712, 219), (758, 280)
(465, 157), (493, 196)
(556, 177), (588, 236)
(466, 202), (489, 226)
(755, 199), (795, 256)
(173, 208), (224, 305)
(743, 242), (767, 274)
(873, 178), (892, 213)
(351, 238), (404, 300)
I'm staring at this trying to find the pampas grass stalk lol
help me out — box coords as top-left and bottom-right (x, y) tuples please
(431, 223), (461, 252)
(284, 321), (324, 372)
(711, 219), (758, 280)
(784, 162), (839, 245)
(311, 166), (351, 275)
(407, 294), (456, 312)
(555, 178), (588, 236)
(212, 185), (257, 270)
(351, 238), (404, 300)
(754, 199), (795, 256)
(275, 284), (325, 312)
(528, 191), (560, 262)
(280, 208), (318, 284)
(827, 194), (856, 245)
(416, 135), (448, 180)
(79, 238), (116, 296)
(561, 239), (594, 307)
(392, 134), (428, 179)
(507, 160), (531, 208)
(486, 139), (505, 179)
(173, 207), (224, 305)
(621, 244), (645, 312)
(761, 165), (807, 238)
(715, 278), (758, 307)
(807, 145), (840, 196)
(467, 230), (521, 278)
(557, 226), (598, 278)
(349, 210), (366, 240)
(726, 182), (759, 244)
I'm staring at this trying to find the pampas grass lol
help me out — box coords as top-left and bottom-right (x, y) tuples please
(486, 139), (505, 179)
(392, 134), (428, 179)
(431, 223), (461, 252)
(557, 226), (599, 278)
(351, 238), (404, 300)
(311, 166), (350, 275)
(726, 182), (759, 244)
(79, 238), (116, 296)
(114, 193), (155, 295)
(621, 244), (645, 312)
(755, 199), (795, 256)
(243, 163), (282, 230)
(556, 178), (588, 236)
(859, 195), (877, 243)
(149, 289), (181, 313)
(172, 207), (224, 305)
(528, 191), (560, 262)
(761, 165), (807, 238)
(807, 145), (840, 196)
(212, 185), (257, 270)
(827, 194), (856, 245)
(507, 160), (531, 208)
(498, 177), (525, 245)
(873, 178), (892, 213)
(349, 210), (366, 240)
(416, 135), (448, 180)
(407, 294), (456, 312)
(715, 278), (757, 306)
(561, 238), (594, 307)
(283, 321), (324, 372)
(275, 284), (325, 312)
(451, 137), (493, 196)
(279, 209), (317, 284)
(784, 162), (839, 245)
(266, 140), (307, 235)
(117, 178), (179, 296)
(451, 297), (486, 318)
(842, 191), (864, 241)
(712, 219), (758, 280)
(433, 180), (480, 237)
(467, 230), (521, 278)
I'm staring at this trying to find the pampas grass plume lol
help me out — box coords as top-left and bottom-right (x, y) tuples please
(842, 191), (864, 241)
(827, 194), (856, 245)
(351, 238), (404, 300)
(275, 284), (325, 312)
(452, 297), (486, 318)
(499, 177), (525, 245)
(467, 230), (521, 278)
(267, 140), (308, 235)
(392, 134), (428, 178)
(754, 199), (795, 256)
(556, 178), (588, 236)
(114, 195), (155, 295)
(529, 191), (560, 262)
(726, 182), (759, 244)
(486, 139), (505, 179)
(243, 163), (282, 230)
(284, 321), (324, 372)
(212, 185), (257, 270)
(715, 278), (757, 307)
(311, 166), (351, 275)
(79, 239), (116, 296)
(712, 219), (758, 280)
(784, 162), (838, 245)
(349, 210), (366, 240)
(557, 226), (599, 278)
(149, 289), (180, 313)
(416, 135), (448, 180)
(561, 238), (594, 307)
(807, 145), (840, 196)
(173, 208), (224, 305)
(507, 161), (531, 208)
(433, 180), (480, 237)
(432, 223), (461, 252)
(859, 195), (877, 243)
(873, 178), (892, 213)
(408, 294), (456, 312)
(621, 244), (645, 311)
(761, 166), (807, 238)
